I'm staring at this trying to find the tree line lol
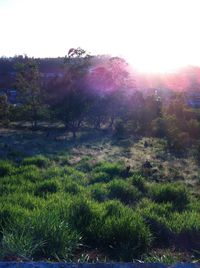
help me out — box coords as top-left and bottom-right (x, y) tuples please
(1, 48), (200, 155)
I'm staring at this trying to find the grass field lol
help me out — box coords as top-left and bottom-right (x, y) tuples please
(1, 127), (200, 263)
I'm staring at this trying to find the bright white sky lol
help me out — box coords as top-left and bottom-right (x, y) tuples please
(0, 0), (200, 72)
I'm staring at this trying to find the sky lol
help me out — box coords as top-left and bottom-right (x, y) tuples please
(0, 0), (200, 72)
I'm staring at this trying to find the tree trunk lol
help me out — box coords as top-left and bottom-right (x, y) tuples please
(109, 117), (114, 128)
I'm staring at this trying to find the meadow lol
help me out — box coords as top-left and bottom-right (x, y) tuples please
(1, 127), (200, 263)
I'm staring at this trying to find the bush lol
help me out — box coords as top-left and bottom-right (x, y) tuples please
(108, 179), (141, 204)
(34, 181), (59, 197)
(149, 183), (189, 211)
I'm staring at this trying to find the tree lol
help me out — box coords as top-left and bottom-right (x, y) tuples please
(0, 94), (9, 126)
(86, 56), (136, 129)
(49, 48), (92, 138)
(15, 58), (45, 128)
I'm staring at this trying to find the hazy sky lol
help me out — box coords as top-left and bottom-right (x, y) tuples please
(1, 0), (200, 72)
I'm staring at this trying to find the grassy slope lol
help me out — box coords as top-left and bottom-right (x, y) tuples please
(0, 128), (200, 263)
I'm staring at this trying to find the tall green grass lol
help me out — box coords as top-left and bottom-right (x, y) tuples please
(0, 155), (200, 261)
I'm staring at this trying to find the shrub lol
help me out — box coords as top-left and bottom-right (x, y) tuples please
(34, 181), (59, 197)
(149, 183), (189, 211)
(107, 179), (141, 204)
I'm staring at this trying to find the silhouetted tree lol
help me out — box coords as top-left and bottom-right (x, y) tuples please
(15, 58), (45, 128)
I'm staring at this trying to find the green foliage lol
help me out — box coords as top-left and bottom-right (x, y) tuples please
(75, 156), (94, 172)
(0, 155), (199, 261)
(34, 181), (59, 197)
(142, 251), (180, 264)
(15, 58), (46, 128)
(64, 182), (81, 195)
(0, 94), (10, 126)
(149, 183), (189, 211)
(107, 179), (141, 204)
(90, 183), (108, 202)
(30, 210), (81, 259)
(94, 162), (124, 178)
(68, 198), (96, 235)
(130, 174), (146, 192)
(90, 172), (111, 184)
(100, 211), (152, 260)
(22, 155), (50, 168)
(0, 160), (14, 177)
(0, 227), (44, 260)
